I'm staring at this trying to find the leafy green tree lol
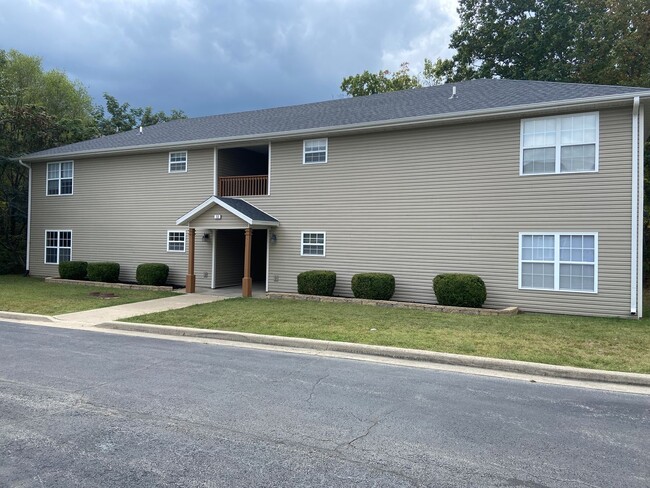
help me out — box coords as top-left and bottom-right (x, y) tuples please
(341, 62), (420, 97)
(94, 93), (186, 135)
(427, 0), (650, 87)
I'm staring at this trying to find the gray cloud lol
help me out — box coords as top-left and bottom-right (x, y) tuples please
(1, 0), (458, 116)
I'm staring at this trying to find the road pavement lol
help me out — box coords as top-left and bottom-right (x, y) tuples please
(1, 321), (648, 487)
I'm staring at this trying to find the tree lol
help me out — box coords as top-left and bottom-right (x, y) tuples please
(340, 62), (420, 97)
(94, 93), (187, 135)
(428, 0), (650, 87)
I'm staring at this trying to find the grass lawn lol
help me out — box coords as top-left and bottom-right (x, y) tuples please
(129, 295), (650, 373)
(0, 275), (176, 315)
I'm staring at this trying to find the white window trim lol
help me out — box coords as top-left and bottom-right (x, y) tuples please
(44, 229), (72, 264)
(46, 161), (74, 196)
(168, 151), (188, 173)
(518, 232), (598, 293)
(301, 231), (326, 256)
(519, 112), (599, 176)
(167, 230), (186, 253)
(303, 138), (328, 164)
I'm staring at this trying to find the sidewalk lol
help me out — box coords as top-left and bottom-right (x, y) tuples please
(53, 293), (225, 326)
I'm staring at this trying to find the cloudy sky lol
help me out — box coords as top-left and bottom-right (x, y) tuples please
(1, 0), (459, 117)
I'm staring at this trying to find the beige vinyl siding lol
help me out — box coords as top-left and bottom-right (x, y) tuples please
(188, 204), (247, 228)
(248, 107), (634, 317)
(30, 149), (214, 287)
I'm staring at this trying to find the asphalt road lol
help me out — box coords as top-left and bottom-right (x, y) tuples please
(0, 321), (648, 488)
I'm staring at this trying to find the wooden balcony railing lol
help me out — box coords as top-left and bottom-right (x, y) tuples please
(219, 175), (268, 197)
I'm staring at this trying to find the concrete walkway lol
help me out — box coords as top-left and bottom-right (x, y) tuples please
(53, 293), (226, 326)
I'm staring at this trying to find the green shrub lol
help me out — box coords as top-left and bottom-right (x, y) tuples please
(351, 273), (395, 300)
(136, 263), (170, 286)
(87, 262), (120, 283)
(58, 261), (87, 280)
(297, 270), (336, 296)
(433, 273), (487, 308)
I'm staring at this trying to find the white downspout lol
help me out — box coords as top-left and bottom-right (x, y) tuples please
(637, 104), (644, 318)
(631, 97), (640, 316)
(18, 159), (31, 274)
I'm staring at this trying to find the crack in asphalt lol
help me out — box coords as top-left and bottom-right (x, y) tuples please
(306, 373), (330, 403)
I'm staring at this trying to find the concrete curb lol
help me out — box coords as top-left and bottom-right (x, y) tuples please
(0, 311), (55, 322)
(99, 321), (650, 387)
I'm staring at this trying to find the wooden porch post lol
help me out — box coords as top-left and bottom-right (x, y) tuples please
(242, 227), (252, 297)
(186, 227), (196, 293)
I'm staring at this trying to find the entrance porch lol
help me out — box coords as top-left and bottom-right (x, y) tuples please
(176, 196), (279, 298)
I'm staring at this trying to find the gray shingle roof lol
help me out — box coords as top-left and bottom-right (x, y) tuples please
(24, 79), (650, 160)
(219, 197), (278, 223)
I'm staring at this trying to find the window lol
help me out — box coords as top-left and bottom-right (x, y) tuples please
(519, 233), (597, 292)
(45, 230), (72, 264)
(169, 151), (188, 173)
(521, 113), (598, 175)
(47, 161), (73, 195)
(303, 139), (327, 164)
(167, 231), (186, 252)
(301, 232), (326, 256)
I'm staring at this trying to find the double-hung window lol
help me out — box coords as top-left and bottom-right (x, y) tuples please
(303, 139), (327, 164)
(519, 233), (597, 292)
(47, 161), (74, 195)
(301, 232), (326, 256)
(521, 113), (598, 175)
(169, 151), (188, 173)
(167, 231), (186, 252)
(45, 230), (72, 264)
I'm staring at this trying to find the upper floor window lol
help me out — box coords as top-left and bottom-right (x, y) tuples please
(301, 232), (326, 256)
(303, 138), (328, 164)
(45, 230), (72, 264)
(47, 161), (73, 195)
(520, 113), (598, 175)
(169, 151), (188, 173)
(519, 232), (597, 293)
(167, 230), (186, 252)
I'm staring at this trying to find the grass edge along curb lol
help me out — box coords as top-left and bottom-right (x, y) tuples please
(267, 292), (517, 316)
(98, 321), (650, 387)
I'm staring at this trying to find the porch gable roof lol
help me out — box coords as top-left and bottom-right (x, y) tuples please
(176, 196), (279, 227)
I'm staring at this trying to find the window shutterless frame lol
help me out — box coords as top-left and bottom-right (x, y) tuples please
(169, 151), (188, 173)
(518, 232), (598, 293)
(44, 230), (72, 264)
(301, 231), (326, 256)
(519, 112), (599, 176)
(46, 161), (74, 196)
(167, 230), (186, 252)
(303, 138), (328, 164)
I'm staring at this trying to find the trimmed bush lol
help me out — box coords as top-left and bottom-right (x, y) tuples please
(136, 263), (170, 286)
(351, 273), (395, 300)
(433, 273), (487, 308)
(297, 270), (336, 296)
(87, 262), (120, 283)
(58, 261), (88, 280)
